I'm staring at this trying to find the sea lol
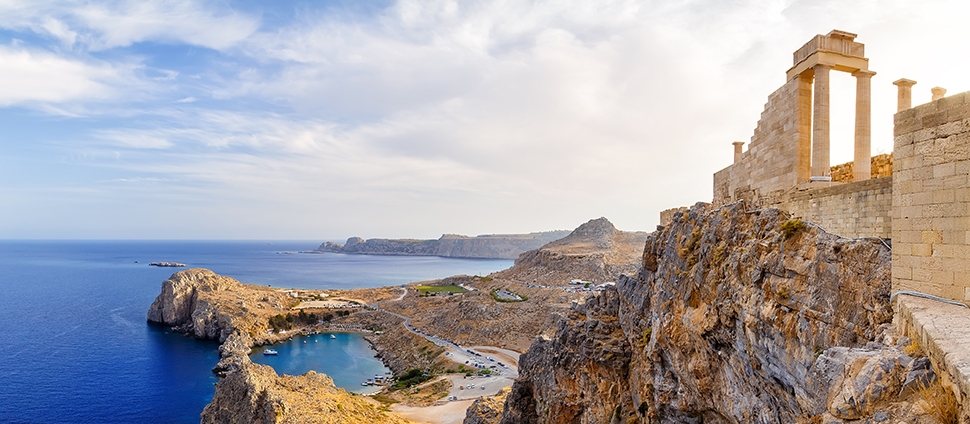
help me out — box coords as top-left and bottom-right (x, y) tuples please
(0, 240), (513, 423)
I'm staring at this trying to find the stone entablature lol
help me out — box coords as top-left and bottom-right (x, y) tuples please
(892, 89), (970, 302)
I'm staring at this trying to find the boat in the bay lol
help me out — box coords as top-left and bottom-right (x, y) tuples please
(263, 349), (278, 355)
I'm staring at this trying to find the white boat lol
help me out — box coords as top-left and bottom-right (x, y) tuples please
(330, 334), (336, 339)
(263, 349), (278, 355)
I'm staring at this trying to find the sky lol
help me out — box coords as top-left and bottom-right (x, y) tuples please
(1, 0), (969, 240)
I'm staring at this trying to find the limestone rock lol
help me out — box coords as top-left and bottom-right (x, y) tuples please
(147, 268), (240, 327)
(202, 356), (414, 424)
(499, 203), (908, 423)
(464, 387), (511, 424)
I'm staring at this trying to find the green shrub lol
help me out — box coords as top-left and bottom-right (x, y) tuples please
(780, 219), (807, 240)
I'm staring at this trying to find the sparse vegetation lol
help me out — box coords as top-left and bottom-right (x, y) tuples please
(393, 368), (433, 389)
(268, 310), (325, 332)
(916, 377), (959, 424)
(904, 337), (925, 357)
(780, 219), (807, 240)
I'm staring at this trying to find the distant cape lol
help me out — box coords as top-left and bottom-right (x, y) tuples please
(314, 230), (572, 260)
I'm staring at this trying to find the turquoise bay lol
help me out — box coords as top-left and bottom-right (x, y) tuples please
(0, 241), (512, 423)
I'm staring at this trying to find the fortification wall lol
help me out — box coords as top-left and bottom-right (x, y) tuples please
(831, 153), (893, 183)
(658, 206), (688, 226)
(779, 176), (892, 239)
(714, 77), (805, 206)
(892, 89), (970, 303)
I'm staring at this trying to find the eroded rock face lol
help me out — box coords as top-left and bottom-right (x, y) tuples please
(147, 268), (243, 342)
(464, 387), (512, 424)
(202, 356), (413, 424)
(500, 203), (909, 423)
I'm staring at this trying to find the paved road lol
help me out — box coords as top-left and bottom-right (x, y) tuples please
(369, 287), (518, 378)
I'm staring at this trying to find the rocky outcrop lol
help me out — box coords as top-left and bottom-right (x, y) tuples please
(315, 231), (571, 259)
(147, 269), (421, 423)
(147, 268), (245, 342)
(464, 387), (511, 424)
(499, 203), (940, 423)
(201, 356), (414, 424)
(493, 217), (648, 285)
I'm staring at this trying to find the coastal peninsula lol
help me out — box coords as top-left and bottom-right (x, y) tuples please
(314, 230), (571, 259)
(145, 217), (647, 423)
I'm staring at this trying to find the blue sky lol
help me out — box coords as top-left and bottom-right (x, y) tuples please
(1, 0), (969, 239)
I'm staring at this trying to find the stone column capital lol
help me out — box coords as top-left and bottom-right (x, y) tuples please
(852, 69), (876, 78)
(932, 87), (947, 101)
(893, 78), (917, 88)
(732, 141), (745, 147)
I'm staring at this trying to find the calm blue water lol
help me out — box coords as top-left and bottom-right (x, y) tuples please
(251, 332), (390, 394)
(0, 241), (512, 423)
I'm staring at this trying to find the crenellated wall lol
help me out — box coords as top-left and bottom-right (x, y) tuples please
(892, 90), (970, 302)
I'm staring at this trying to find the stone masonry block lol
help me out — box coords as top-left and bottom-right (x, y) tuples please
(945, 104), (970, 123)
(934, 162), (957, 178)
(922, 230), (944, 244)
(896, 108), (917, 122)
(914, 128), (937, 143)
(913, 267), (933, 282)
(940, 93), (967, 110)
(912, 243), (933, 257)
(895, 118), (923, 136)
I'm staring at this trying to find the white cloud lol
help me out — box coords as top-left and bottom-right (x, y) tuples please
(0, 0), (260, 51)
(0, 45), (118, 106)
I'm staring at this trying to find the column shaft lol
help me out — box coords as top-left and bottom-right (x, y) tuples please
(853, 70), (874, 182)
(796, 73), (813, 183)
(811, 64), (831, 179)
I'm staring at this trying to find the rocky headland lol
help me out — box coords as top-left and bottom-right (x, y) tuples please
(315, 230), (571, 259)
(497, 203), (944, 423)
(146, 268), (419, 423)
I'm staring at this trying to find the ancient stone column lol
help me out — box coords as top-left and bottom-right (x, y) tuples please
(932, 87), (947, 101)
(853, 70), (875, 182)
(893, 79), (917, 112)
(811, 64), (832, 180)
(732, 141), (744, 163)
(797, 73), (813, 183)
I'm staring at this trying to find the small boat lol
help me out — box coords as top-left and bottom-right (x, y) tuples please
(263, 349), (278, 355)
(330, 334), (336, 339)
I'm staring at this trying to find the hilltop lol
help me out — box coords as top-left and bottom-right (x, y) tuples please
(492, 217), (648, 285)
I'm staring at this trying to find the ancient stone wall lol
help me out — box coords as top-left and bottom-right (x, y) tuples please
(658, 206), (688, 226)
(831, 153), (894, 183)
(892, 89), (970, 303)
(779, 176), (892, 239)
(713, 78), (804, 206)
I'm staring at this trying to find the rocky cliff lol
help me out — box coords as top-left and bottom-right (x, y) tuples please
(315, 231), (571, 259)
(464, 387), (511, 424)
(147, 269), (420, 423)
(499, 203), (940, 423)
(201, 356), (413, 424)
(493, 217), (648, 285)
